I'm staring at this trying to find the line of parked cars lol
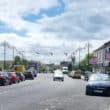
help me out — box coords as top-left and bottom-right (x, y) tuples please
(0, 70), (37, 86)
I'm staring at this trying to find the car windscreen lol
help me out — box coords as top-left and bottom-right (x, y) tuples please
(25, 72), (32, 74)
(89, 74), (110, 81)
(54, 73), (63, 75)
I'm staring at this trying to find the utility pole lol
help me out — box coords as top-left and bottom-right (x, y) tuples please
(13, 47), (14, 61)
(78, 48), (81, 69)
(13, 47), (15, 64)
(87, 42), (91, 70)
(3, 41), (6, 70)
(77, 48), (82, 69)
(71, 53), (75, 70)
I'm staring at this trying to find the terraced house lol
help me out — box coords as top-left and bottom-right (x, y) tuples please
(92, 41), (110, 73)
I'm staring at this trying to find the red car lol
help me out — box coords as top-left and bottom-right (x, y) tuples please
(8, 72), (20, 83)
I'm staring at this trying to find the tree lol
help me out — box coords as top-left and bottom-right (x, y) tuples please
(14, 56), (22, 65)
(80, 53), (93, 71)
(68, 63), (73, 72)
(14, 56), (28, 69)
(39, 64), (46, 73)
(21, 58), (28, 69)
(0, 64), (3, 70)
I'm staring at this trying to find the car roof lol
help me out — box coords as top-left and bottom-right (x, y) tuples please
(54, 70), (62, 74)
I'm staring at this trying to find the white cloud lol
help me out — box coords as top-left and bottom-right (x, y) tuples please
(0, 0), (110, 63)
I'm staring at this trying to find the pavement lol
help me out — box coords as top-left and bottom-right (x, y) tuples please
(0, 73), (110, 110)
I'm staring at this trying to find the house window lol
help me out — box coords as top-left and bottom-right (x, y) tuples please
(107, 47), (110, 52)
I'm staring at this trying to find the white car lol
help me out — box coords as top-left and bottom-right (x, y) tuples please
(62, 67), (68, 74)
(53, 69), (64, 81)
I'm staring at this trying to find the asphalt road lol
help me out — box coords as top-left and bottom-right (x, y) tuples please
(0, 74), (110, 110)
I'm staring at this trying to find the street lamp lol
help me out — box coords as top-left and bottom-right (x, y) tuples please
(0, 41), (10, 70)
(77, 47), (82, 69)
(3, 42), (6, 70)
(71, 53), (75, 70)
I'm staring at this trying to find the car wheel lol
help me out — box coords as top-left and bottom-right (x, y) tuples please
(14, 80), (17, 84)
(9, 81), (12, 85)
(86, 89), (90, 95)
(18, 80), (20, 83)
(31, 76), (34, 80)
(4, 79), (9, 86)
(86, 89), (93, 95)
(3, 81), (6, 86)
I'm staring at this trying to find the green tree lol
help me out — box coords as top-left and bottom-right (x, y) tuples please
(14, 56), (22, 65)
(39, 65), (46, 73)
(0, 64), (3, 70)
(68, 63), (73, 72)
(21, 58), (28, 69)
(14, 56), (28, 69)
(80, 53), (93, 71)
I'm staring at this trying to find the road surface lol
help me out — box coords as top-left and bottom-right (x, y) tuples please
(0, 74), (110, 110)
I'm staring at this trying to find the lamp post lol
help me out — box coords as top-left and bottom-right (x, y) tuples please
(86, 42), (91, 71)
(12, 47), (16, 62)
(3, 41), (6, 70)
(71, 53), (75, 70)
(77, 47), (82, 69)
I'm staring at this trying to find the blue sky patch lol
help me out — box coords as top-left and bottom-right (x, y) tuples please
(0, 21), (27, 37)
(0, 21), (12, 33)
(22, 0), (65, 22)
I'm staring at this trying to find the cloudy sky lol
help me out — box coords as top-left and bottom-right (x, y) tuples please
(0, 0), (110, 63)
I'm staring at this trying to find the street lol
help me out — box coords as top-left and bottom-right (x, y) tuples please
(0, 74), (110, 110)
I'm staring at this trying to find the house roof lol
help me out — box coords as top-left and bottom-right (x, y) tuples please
(94, 41), (110, 52)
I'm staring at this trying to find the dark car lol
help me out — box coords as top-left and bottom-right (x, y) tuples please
(24, 71), (34, 80)
(27, 68), (38, 77)
(8, 72), (20, 83)
(0, 71), (11, 86)
(84, 74), (89, 81)
(32, 70), (37, 77)
(86, 73), (110, 96)
(16, 72), (25, 81)
(84, 71), (92, 81)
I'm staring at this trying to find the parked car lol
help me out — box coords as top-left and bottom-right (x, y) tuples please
(16, 72), (25, 81)
(27, 68), (38, 77)
(8, 72), (20, 83)
(62, 67), (68, 74)
(84, 74), (89, 81)
(24, 71), (34, 80)
(53, 69), (64, 81)
(86, 73), (110, 96)
(0, 71), (11, 86)
(68, 70), (75, 77)
(69, 70), (81, 79)
(84, 71), (92, 81)
(32, 70), (37, 77)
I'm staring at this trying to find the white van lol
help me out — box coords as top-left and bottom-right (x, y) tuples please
(62, 67), (68, 74)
